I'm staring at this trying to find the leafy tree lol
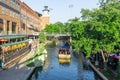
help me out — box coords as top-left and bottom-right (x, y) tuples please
(39, 31), (46, 43)
(42, 0), (120, 58)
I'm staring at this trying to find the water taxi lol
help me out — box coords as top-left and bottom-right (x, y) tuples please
(58, 46), (71, 59)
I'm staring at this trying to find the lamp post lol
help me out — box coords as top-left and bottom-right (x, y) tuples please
(68, 4), (74, 19)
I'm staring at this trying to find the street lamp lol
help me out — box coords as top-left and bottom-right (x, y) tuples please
(68, 4), (74, 19)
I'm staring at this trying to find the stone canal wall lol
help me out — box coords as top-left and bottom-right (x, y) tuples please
(80, 53), (108, 80)
(89, 62), (108, 80)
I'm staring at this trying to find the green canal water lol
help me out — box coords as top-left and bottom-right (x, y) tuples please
(31, 43), (102, 80)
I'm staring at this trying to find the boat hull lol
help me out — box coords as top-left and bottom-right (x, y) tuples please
(58, 54), (71, 59)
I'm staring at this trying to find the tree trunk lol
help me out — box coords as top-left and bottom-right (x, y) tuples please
(100, 50), (107, 70)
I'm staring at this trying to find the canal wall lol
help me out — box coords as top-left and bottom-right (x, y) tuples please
(79, 53), (108, 80)
(89, 62), (108, 80)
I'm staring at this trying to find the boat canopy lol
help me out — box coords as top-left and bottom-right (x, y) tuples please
(59, 46), (70, 49)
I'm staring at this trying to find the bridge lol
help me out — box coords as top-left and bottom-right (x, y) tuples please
(45, 33), (71, 37)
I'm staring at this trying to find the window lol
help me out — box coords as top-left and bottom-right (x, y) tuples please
(12, 22), (16, 33)
(2, 0), (5, 3)
(2, 7), (9, 15)
(15, 13), (17, 18)
(2, 7), (4, 14)
(16, 2), (20, 10)
(10, 11), (12, 16)
(5, 8), (8, 15)
(12, 12), (14, 17)
(16, 13), (19, 18)
(10, 11), (14, 17)
(0, 19), (3, 33)
(6, 0), (8, 4)
(16, 14), (20, 18)
(10, 0), (14, 8)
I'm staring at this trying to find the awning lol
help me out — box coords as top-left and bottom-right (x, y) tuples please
(0, 35), (26, 40)
(27, 25), (35, 29)
(2, 40), (29, 47)
(28, 25), (38, 31)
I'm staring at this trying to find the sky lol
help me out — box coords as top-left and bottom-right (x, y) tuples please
(21, 0), (99, 23)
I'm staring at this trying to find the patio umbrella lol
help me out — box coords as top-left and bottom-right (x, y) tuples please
(0, 38), (8, 42)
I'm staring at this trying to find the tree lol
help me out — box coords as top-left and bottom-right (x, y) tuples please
(39, 31), (46, 43)
(42, 0), (120, 60)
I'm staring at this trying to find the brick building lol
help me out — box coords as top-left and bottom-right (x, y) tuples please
(20, 2), (41, 35)
(0, 0), (50, 36)
(0, 0), (21, 35)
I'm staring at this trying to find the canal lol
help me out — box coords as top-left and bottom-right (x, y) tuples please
(31, 43), (102, 80)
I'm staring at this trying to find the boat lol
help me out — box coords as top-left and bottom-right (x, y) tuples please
(58, 46), (71, 59)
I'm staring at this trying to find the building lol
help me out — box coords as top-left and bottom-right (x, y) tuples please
(20, 2), (41, 35)
(0, 0), (21, 35)
(0, 0), (50, 36)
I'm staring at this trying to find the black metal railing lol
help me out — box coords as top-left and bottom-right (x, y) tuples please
(4, 45), (30, 64)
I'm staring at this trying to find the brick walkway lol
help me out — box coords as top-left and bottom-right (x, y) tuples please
(0, 49), (35, 80)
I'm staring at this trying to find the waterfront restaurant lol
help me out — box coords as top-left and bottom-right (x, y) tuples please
(0, 0), (50, 68)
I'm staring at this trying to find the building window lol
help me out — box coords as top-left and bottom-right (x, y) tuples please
(10, 0), (14, 8)
(10, 11), (14, 17)
(0, 19), (3, 33)
(16, 13), (20, 18)
(2, 7), (9, 15)
(5, 8), (8, 15)
(12, 22), (16, 33)
(10, 11), (12, 16)
(12, 12), (14, 17)
(18, 14), (20, 18)
(16, 1), (20, 10)
(2, 7), (5, 14)
(2, 0), (5, 3)
(21, 22), (25, 30)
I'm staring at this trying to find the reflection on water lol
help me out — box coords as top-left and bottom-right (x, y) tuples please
(31, 43), (102, 80)
(58, 58), (71, 65)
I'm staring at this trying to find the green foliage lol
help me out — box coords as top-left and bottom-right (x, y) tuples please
(103, 71), (110, 77)
(39, 31), (46, 43)
(39, 43), (45, 53)
(26, 62), (35, 67)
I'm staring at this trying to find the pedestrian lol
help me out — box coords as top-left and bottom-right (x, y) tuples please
(15, 62), (19, 69)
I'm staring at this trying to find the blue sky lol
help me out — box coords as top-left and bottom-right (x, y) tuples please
(21, 0), (99, 23)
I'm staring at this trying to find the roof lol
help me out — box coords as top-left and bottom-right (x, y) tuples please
(2, 40), (29, 47)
